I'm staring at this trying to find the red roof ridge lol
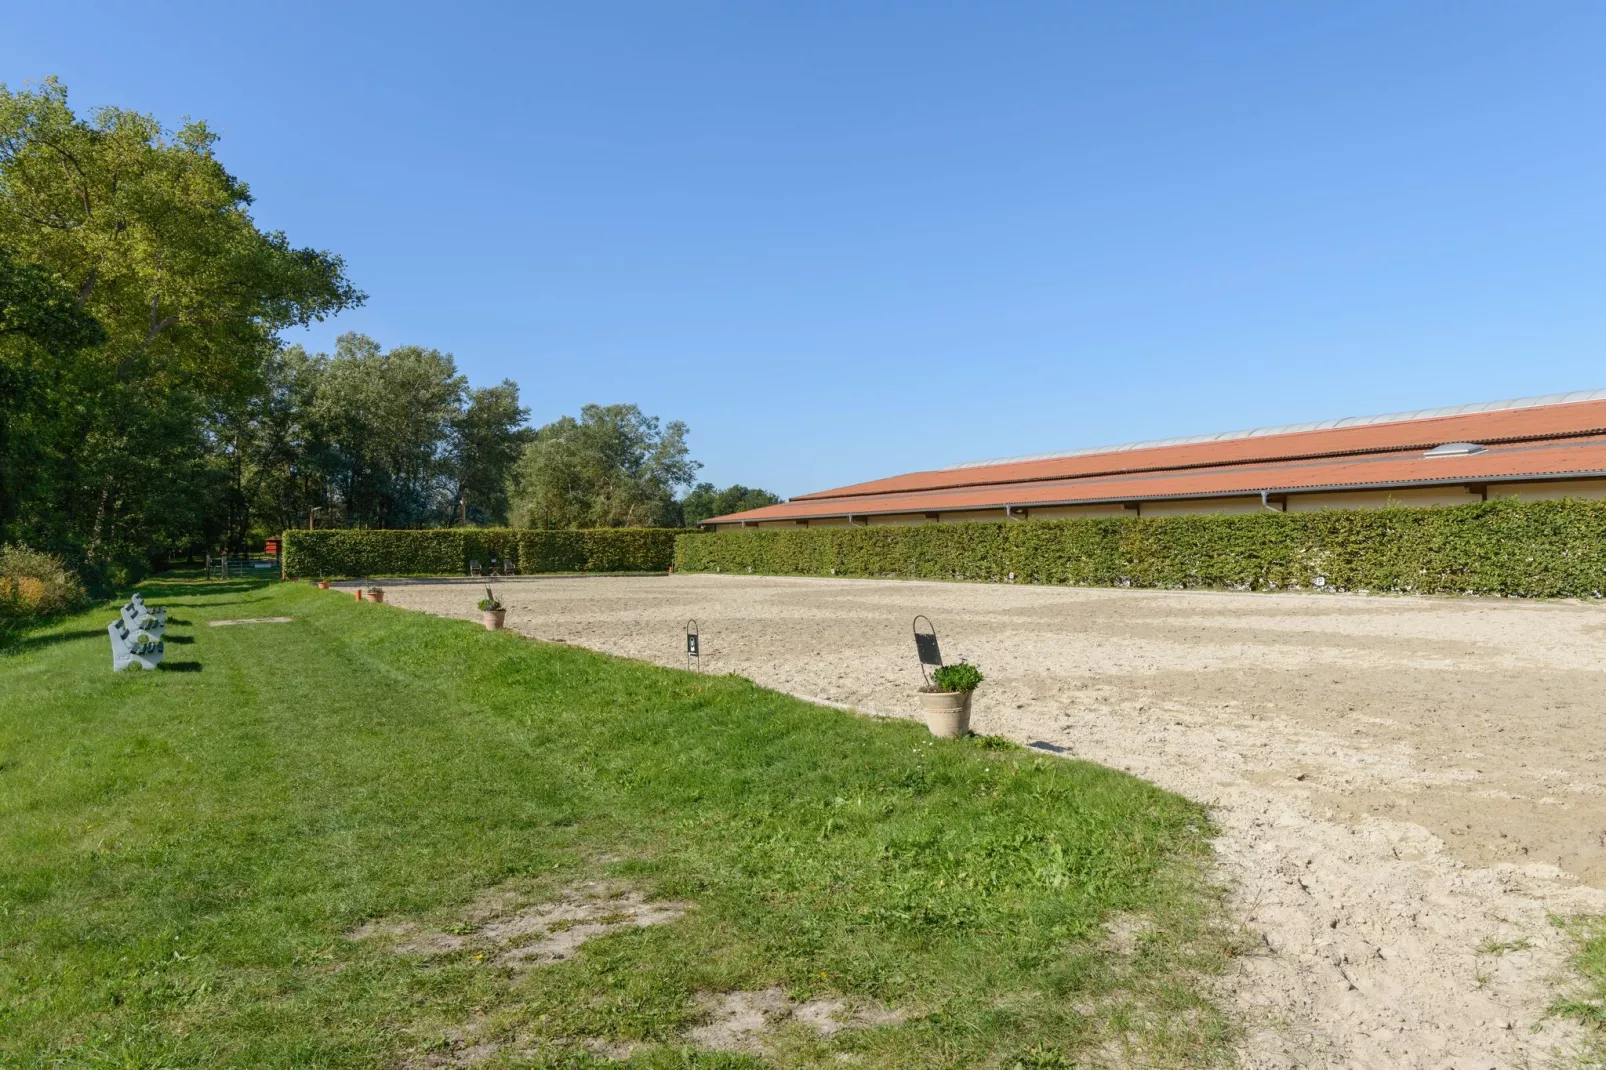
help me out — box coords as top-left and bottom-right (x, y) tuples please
(788, 391), (1606, 504)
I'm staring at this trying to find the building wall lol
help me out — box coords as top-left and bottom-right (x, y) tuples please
(1285, 486), (1482, 512)
(1491, 479), (1606, 502)
(938, 509), (1011, 523)
(705, 477), (1606, 530)
(1138, 496), (1265, 517)
(1027, 503), (1130, 519)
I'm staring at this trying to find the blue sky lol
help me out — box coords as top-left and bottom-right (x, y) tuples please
(6, 2), (1605, 497)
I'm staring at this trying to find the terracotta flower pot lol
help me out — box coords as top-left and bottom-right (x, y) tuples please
(483, 609), (506, 631)
(318, 581), (330, 590)
(918, 689), (973, 739)
(365, 589), (385, 603)
(353, 589), (363, 602)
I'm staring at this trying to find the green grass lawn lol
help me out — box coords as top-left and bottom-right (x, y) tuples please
(0, 576), (1239, 1068)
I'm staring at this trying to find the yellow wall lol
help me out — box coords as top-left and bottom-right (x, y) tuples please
(703, 478), (1606, 531)
(1491, 479), (1606, 502)
(938, 509), (1009, 523)
(1285, 486), (1482, 512)
(1139, 496), (1265, 517)
(1029, 503), (1129, 519)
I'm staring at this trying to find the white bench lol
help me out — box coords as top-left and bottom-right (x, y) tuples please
(108, 620), (164, 671)
(120, 602), (166, 637)
(122, 593), (167, 632)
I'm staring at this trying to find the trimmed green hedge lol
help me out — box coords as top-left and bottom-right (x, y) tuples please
(672, 499), (1606, 598)
(282, 528), (684, 579)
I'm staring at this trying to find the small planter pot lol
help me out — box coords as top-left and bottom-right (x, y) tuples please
(364, 589), (385, 603)
(317, 581), (330, 590)
(918, 689), (973, 738)
(483, 609), (506, 631)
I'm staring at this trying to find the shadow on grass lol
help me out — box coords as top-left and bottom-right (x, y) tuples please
(164, 635), (194, 645)
(161, 597), (276, 609)
(0, 627), (107, 656)
(141, 581), (265, 599)
(158, 661), (202, 673)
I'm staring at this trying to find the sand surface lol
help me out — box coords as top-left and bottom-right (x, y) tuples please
(369, 573), (1606, 1068)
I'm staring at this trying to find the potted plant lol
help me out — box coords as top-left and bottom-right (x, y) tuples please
(479, 587), (505, 630)
(364, 586), (385, 603)
(918, 661), (983, 738)
(317, 576), (331, 590)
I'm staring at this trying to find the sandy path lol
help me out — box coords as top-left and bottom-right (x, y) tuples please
(369, 573), (1606, 1068)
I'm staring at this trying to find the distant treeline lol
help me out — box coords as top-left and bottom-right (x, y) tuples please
(0, 79), (775, 586)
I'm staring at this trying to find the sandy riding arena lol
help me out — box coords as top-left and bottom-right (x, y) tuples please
(375, 572), (1606, 1068)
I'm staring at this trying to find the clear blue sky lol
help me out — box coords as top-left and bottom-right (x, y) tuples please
(6, 2), (1605, 497)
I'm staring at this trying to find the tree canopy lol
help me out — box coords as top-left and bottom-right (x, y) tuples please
(680, 483), (783, 525)
(509, 404), (701, 529)
(0, 78), (361, 576)
(0, 79), (775, 584)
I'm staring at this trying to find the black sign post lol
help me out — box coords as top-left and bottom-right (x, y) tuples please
(686, 619), (700, 672)
(912, 615), (943, 686)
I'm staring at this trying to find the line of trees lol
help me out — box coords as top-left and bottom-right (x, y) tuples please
(0, 79), (777, 586)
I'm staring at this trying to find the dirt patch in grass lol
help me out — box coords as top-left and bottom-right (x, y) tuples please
(687, 987), (906, 1054)
(1104, 911), (1159, 955)
(350, 880), (688, 971)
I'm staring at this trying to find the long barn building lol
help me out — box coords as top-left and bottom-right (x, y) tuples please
(703, 390), (1606, 530)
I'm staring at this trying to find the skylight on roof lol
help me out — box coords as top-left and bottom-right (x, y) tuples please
(1424, 442), (1486, 457)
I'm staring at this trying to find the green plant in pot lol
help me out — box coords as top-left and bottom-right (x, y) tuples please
(478, 587), (505, 630)
(918, 660), (983, 738)
(364, 586), (385, 603)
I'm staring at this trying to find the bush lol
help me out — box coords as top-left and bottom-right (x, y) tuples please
(281, 528), (686, 579)
(672, 499), (1606, 598)
(0, 544), (88, 622)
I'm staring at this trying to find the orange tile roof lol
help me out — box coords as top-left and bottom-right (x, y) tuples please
(706, 393), (1606, 525)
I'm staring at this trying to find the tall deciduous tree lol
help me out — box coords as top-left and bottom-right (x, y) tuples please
(449, 382), (532, 526)
(0, 78), (361, 570)
(0, 244), (107, 549)
(301, 334), (467, 529)
(228, 338), (533, 534)
(509, 404), (700, 529)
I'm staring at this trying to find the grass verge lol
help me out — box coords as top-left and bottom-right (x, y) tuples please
(1552, 916), (1606, 1065)
(0, 575), (1239, 1068)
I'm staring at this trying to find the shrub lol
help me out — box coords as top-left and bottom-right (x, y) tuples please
(0, 544), (88, 622)
(281, 528), (686, 579)
(478, 588), (503, 612)
(673, 498), (1606, 598)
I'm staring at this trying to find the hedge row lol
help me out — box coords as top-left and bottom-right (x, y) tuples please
(281, 528), (685, 578)
(672, 499), (1606, 598)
